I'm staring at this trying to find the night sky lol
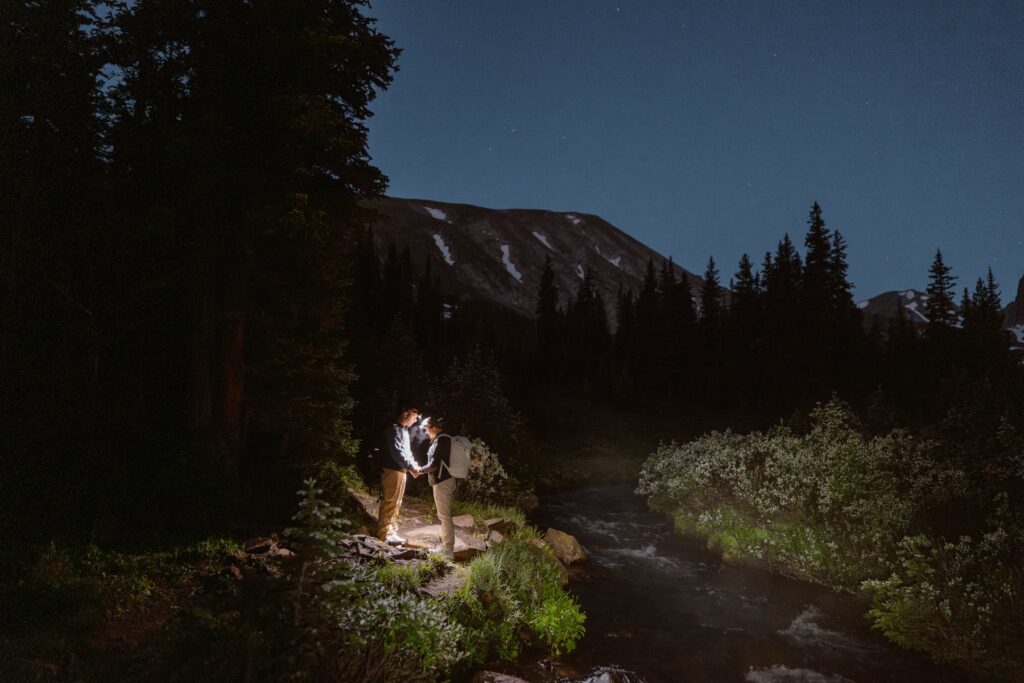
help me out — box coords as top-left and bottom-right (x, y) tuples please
(365, 0), (1024, 300)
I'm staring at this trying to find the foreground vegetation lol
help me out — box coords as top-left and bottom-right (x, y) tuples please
(637, 399), (1024, 679)
(2, 465), (584, 682)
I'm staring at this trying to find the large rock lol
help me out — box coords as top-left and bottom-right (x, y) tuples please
(543, 528), (588, 565)
(517, 493), (541, 513)
(454, 535), (487, 561)
(452, 514), (476, 529)
(402, 524), (486, 560)
(484, 517), (514, 533)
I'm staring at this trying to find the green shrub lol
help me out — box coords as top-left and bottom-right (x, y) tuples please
(637, 399), (955, 586)
(864, 523), (1024, 679)
(529, 592), (586, 655)
(447, 539), (584, 662)
(636, 397), (1024, 678)
(457, 440), (523, 506)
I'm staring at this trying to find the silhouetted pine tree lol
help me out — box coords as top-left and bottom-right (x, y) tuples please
(665, 269), (698, 400)
(724, 254), (764, 409)
(925, 249), (958, 335)
(536, 255), (562, 384)
(1, 0), (113, 540)
(612, 285), (637, 396)
(700, 256), (724, 399)
(802, 202), (832, 319)
(565, 269), (610, 394)
(633, 259), (659, 392)
(762, 235), (803, 407)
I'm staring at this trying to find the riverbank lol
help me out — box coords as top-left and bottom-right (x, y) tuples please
(527, 396), (771, 487)
(636, 400), (1024, 681)
(515, 483), (963, 683)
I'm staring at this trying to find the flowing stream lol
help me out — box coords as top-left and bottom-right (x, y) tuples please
(516, 483), (963, 683)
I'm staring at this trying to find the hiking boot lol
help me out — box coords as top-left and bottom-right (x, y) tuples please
(428, 544), (455, 560)
(385, 532), (407, 546)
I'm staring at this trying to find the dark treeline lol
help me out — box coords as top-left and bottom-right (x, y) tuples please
(2, 0), (400, 545)
(532, 202), (1022, 429)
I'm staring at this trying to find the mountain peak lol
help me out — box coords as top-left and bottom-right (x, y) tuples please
(365, 197), (701, 325)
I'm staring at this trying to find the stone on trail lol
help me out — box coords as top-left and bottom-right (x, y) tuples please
(402, 524), (486, 560)
(421, 569), (465, 599)
(484, 517), (513, 533)
(452, 514), (476, 528)
(454, 534), (487, 560)
(543, 527), (588, 565)
(486, 529), (504, 545)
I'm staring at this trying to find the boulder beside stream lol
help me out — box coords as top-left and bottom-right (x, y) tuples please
(543, 528), (588, 565)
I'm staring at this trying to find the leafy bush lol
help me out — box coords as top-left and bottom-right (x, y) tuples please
(457, 440), (524, 506)
(864, 517), (1024, 678)
(637, 399), (958, 585)
(529, 592), (586, 655)
(636, 397), (1024, 678)
(447, 539), (584, 662)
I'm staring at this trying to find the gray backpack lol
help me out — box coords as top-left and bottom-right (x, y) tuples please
(440, 435), (473, 479)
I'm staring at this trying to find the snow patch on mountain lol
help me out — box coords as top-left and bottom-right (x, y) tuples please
(423, 206), (450, 222)
(532, 231), (554, 250)
(904, 301), (929, 323)
(592, 243), (622, 268)
(566, 214), (582, 226)
(900, 290), (916, 300)
(432, 234), (455, 266)
(1010, 324), (1024, 345)
(856, 301), (869, 309)
(500, 245), (522, 282)
(575, 264), (585, 279)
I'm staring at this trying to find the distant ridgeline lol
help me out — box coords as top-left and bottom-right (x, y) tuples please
(367, 196), (1023, 354)
(857, 277), (1024, 352)
(363, 196), (705, 327)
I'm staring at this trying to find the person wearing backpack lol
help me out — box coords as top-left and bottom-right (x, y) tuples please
(421, 416), (466, 559)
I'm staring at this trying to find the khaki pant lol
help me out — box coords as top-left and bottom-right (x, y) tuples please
(378, 469), (407, 539)
(432, 477), (457, 552)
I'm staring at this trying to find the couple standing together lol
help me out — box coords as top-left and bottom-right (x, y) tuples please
(377, 406), (458, 559)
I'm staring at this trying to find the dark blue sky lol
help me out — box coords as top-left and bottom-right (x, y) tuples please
(365, 0), (1024, 300)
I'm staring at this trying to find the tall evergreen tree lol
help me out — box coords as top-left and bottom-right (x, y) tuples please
(828, 230), (857, 318)
(110, 0), (399, 477)
(761, 235), (804, 407)
(565, 269), (610, 393)
(633, 258), (660, 391)
(611, 285), (636, 396)
(1, 0), (113, 538)
(724, 253), (764, 408)
(700, 256), (723, 332)
(802, 202), (832, 316)
(535, 255), (561, 382)
(925, 249), (958, 334)
(699, 256), (724, 399)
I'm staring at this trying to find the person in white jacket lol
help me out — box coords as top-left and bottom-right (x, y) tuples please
(421, 416), (456, 559)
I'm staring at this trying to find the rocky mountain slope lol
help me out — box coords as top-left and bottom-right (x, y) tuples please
(856, 276), (1024, 351)
(365, 197), (701, 325)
